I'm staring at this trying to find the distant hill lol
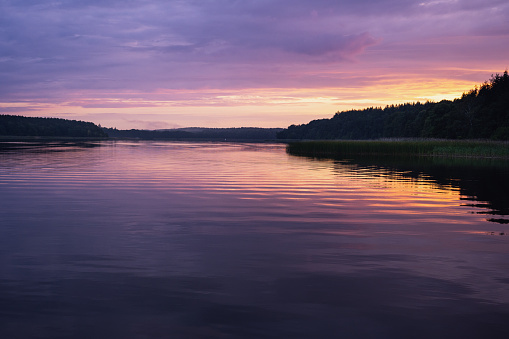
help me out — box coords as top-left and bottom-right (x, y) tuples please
(0, 115), (107, 138)
(0, 115), (282, 140)
(277, 71), (509, 140)
(103, 127), (283, 141)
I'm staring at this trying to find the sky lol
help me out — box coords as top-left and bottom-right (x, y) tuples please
(1, 0), (508, 129)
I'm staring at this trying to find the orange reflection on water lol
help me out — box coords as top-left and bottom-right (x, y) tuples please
(0, 141), (496, 235)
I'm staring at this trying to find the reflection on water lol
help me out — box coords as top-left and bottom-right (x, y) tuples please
(0, 141), (508, 338)
(322, 155), (509, 224)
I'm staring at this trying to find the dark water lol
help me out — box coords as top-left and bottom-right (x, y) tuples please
(0, 141), (508, 338)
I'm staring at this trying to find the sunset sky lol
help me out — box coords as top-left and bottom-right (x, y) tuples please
(1, 0), (508, 129)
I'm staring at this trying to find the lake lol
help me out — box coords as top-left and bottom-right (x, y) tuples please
(1, 140), (508, 338)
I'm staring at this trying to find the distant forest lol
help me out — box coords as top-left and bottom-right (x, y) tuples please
(0, 115), (281, 140)
(277, 71), (509, 140)
(0, 115), (107, 138)
(103, 127), (283, 140)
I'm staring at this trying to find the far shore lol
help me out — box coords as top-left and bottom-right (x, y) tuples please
(0, 135), (285, 143)
(0, 136), (109, 142)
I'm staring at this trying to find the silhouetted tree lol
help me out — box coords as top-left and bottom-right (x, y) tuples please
(0, 115), (107, 137)
(277, 71), (509, 140)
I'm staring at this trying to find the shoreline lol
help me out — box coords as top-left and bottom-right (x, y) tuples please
(0, 136), (109, 142)
(286, 139), (509, 159)
(0, 136), (285, 143)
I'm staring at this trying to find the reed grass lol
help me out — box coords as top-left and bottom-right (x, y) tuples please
(287, 139), (509, 159)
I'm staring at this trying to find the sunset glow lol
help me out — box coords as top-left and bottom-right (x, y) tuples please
(1, 0), (508, 129)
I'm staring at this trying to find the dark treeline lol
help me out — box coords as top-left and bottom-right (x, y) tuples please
(0, 115), (107, 138)
(278, 71), (509, 140)
(0, 115), (282, 140)
(104, 127), (283, 140)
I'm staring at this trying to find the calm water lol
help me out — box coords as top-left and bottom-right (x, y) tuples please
(0, 141), (508, 338)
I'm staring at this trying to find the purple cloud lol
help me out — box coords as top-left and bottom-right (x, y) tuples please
(0, 2), (381, 73)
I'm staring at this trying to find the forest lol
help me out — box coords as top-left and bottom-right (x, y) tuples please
(0, 115), (107, 138)
(0, 115), (281, 140)
(277, 71), (509, 140)
(103, 127), (283, 140)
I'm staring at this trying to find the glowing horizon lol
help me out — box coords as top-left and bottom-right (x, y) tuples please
(1, 1), (508, 129)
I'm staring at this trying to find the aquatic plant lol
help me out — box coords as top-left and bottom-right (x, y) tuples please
(287, 139), (509, 159)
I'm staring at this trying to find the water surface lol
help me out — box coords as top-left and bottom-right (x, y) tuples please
(0, 141), (508, 338)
